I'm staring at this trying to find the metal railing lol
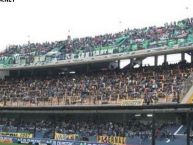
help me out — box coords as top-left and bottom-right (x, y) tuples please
(0, 96), (172, 107)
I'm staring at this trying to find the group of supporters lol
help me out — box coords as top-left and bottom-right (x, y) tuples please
(0, 116), (179, 143)
(0, 61), (191, 106)
(0, 17), (193, 65)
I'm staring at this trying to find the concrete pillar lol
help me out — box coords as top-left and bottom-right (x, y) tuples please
(86, 64), (90, 72)
(130, 58), (134, 68)
(187, 113), (190, 145)
(181, 52), (185, 61)
(154, 56), (158, 66)
(191, 52), (193, 63)
(140, 59), (143, 67)
(152, 113), (155, 145)
(118, 60), (120, 69)
(164, 54), (167, 64)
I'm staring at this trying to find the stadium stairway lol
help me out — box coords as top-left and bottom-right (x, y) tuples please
(181, 86), (193, 103)
(181, 72), (193, 104)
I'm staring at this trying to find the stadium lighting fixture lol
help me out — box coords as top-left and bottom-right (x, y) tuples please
(69, 71), (76, 74)
(135, 114), (141, 117)
(147, 114), (153, 117)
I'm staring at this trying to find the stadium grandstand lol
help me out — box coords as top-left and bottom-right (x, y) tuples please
(1, 7), (193, 145)
(1, 17), (193, 106)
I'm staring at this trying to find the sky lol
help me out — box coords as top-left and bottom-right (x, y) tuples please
(0, 0), (193, 65)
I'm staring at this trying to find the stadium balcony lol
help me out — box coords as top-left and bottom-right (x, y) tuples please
(0, 111), (193, 145)
(0, 18), (193, 69)
(0, 62), (193, 107)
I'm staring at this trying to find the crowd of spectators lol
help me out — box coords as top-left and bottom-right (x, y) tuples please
(155, 122), (178, 141)
(1, 18), (193, 61)
(0, 119), (53, 138)
(0, 117), (152, 138)
(55, 118), (152, 138)
(0, 62), (191, 106)
(0, 117), (150, 138)
(0, 116), (181, 144)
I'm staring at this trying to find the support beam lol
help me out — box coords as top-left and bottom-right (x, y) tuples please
(152, 113), (155, 145)
(181, 52), (185, 61)
(164, 54), (167, 63)
(140, 59), (143, 67)
(130, 58), (134, 68)
(33, 121), (37, 138)
(187, 112), (190, 145)
(154, 56), (158, 66)
(118, 60), (120, 69)
(191, 52), (193, 63)
(53, 116), (56, 139)
(86, 64), (90, 72)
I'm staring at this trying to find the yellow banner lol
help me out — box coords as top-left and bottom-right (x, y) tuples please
(97, 136), (126, 145)
(0, 132), (33, 138)
(54, 132), (77, 140)
(0, 138), (13, 144)
(121, 99), (143, 106)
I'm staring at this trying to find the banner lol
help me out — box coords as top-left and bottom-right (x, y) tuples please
(0, 136), (13, 144)
(121, 99), (143, 106)
(0, 132), (33, 138)
(17, 137), (110, 145)
(97, 136), (126, 145)
(54, 132), (78, 140)
(1, 136), (110, 145)
(0, 103), (4, 107)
